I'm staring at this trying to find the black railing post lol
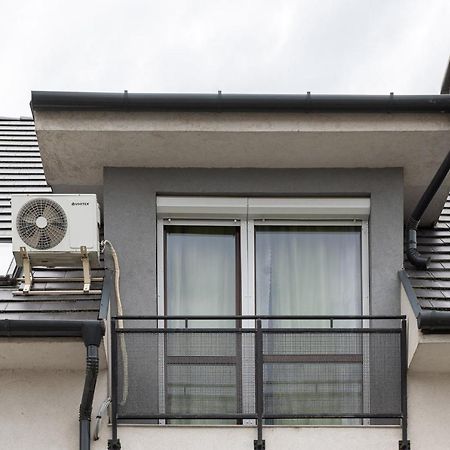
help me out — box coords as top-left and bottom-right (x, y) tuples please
(254, 319), (265, 450)
(399, 318), (410, 450)
(108, 319), (121, 449)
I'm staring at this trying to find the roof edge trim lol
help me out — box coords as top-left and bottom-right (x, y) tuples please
(399, 270), (450, 333)
(31, 91), (450, 113)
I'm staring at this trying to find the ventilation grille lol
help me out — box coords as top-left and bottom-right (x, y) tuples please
(17, 198), (67, 250)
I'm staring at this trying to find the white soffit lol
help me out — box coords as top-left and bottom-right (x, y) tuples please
(34, 110), (450, 225)
(157, 196), (370, 219)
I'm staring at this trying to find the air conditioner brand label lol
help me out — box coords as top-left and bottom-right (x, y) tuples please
(72, 202), (90, 206)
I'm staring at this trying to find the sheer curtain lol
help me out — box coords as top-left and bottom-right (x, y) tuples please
(255, 225), (363, 425)
(256, 226), (362, 325)
(166, 225), (237, 327)
(165, 226), (238, 421)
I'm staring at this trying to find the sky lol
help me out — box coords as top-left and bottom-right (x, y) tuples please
(1, 0), (449, 117)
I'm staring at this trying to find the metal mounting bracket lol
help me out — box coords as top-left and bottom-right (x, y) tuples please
(107, 439), (121, 449)
(80, 246), (91, 293)
(254, 439), (265, 450)
(20, 246), (33, 294)
(399, 440), (411, 449)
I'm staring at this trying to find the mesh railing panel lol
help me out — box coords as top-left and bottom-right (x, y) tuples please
(117, 330), (256, 418)
(113, 324), (403, 422)
(262, 331), (401, 417)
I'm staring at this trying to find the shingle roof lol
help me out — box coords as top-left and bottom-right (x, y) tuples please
(0, 117), (51, 237)
(405, 193), (450, 312)
(0, 117), (104, 321)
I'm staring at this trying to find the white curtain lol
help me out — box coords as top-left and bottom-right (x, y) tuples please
(255, 226), (363, 424)
(165, 226), (238, 421)
(166, 226), (237, 328)
(256, 226), (362, 326)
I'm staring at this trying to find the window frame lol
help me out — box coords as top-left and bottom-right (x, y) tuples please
(156, 197), (370, 321)
(156, 196), (370, 425)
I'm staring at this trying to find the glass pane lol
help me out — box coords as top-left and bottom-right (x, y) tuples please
(256, 226), (362, 326)
(165, 225), (240, 424)
(255, 225), (363, 425)
(166, 225), (238, 328)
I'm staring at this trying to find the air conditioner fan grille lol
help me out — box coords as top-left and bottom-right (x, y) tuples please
(17, 198), (67, 250)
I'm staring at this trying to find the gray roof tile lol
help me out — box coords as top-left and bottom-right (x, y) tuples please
(405, 193), (450, 313)
(0, 118), (105, 322)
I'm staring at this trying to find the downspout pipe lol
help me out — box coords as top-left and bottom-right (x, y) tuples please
(406, 151), (450, 269)
(80, 345), (100, 450)
(0, 319), (104, 450)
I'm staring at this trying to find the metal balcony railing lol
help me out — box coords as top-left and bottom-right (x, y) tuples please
(109, 315), (409, 450)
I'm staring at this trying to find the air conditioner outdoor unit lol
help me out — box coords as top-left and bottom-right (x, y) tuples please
(11, 194), (100, 293)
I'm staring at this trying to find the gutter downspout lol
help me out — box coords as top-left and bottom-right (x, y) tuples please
(406, 151), (450, 269)
(80, 345), (100, 450)
(0, 319), (104, 450)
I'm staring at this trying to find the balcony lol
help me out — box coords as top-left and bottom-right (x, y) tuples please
(109, 315), (408, 450)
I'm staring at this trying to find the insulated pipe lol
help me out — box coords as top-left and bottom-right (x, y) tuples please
(406, 151), (450, 269)
(80, 345), (100, 450)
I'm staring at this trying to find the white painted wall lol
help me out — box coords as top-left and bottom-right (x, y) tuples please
(116, 426), (401, 450)
(1, 368), (449, 450)
(0, 366), (401, 450)
(408, 372), (450, 448)
(0, 369), (109, 450)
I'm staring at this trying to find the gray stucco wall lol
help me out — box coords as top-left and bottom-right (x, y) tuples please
(103, 167), (404, 317)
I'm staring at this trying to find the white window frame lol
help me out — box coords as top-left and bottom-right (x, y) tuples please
(157, 196), (370, 319)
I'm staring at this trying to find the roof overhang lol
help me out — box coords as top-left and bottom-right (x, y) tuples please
(400, 277), (450, 372)
(31, 92), (450, 225)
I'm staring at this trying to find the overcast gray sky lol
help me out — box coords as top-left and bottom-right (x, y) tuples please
(1, 0), (449, 117)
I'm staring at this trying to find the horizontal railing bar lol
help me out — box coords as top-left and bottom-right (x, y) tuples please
(262, 413), (403, 419)
(115, 328), (255, 333)
(112, 315), (406, 320)
(114, 327), (402, 334)
(117, 414), (258, 420)
(263, 354), (363, 363)
(261, 328), (402, 334)
(166, 356), (238, 365)
(116, 413), (402, 420)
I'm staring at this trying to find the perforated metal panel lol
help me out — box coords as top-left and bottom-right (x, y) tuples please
(113, 322), (403, 424)
(262, 330), (401, 418)
(116, 330), (256, 420)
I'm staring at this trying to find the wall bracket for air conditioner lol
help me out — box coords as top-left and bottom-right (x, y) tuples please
(81, 245), (91, 293)
(20, 246), (32, 294)
(15, 246), (93, 296)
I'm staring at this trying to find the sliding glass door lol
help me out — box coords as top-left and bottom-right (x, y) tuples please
(158, 209), (368, 425)
(163, 224), (241, 422)
(254, 224), (364, 424)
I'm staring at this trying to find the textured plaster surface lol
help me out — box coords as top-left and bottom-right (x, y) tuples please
(35, 110), (450, 224)
(103, 168), (403, 317)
